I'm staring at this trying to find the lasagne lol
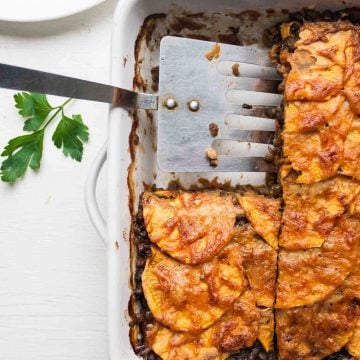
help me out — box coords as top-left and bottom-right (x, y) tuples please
(275, 19), (360, 360)
(141, 191), (279, 359)
(131, 15), (360, 360)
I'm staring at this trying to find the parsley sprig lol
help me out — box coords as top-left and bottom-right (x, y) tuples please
(1, 93), (89, 183)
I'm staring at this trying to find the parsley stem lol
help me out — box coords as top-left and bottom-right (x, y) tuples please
(52, 97), (73, 110)
(42, 98), (73, 130)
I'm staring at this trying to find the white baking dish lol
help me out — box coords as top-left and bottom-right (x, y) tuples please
(85, 0), (350, 358)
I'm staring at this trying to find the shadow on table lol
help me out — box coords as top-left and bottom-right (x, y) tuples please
(0, 0), (118, 37)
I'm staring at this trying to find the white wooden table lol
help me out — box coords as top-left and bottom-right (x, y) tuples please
(0, 1), (117, 358)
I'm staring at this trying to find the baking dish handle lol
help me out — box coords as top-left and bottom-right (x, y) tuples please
(85, 142), (107, 245)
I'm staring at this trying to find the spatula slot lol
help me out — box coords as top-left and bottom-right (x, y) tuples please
(218, 129), (274, 144)
(225, 104), (279, 119)
(217, 61), (281, 80)
(212, 139), (272, 157)
(225, 114), (275, 131)
(226, 89), (282, 106)
(225, 78), (280, 93)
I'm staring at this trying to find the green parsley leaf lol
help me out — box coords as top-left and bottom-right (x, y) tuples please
(52, 114), (89, 162)
(0, 131), (44, 182)
(1, 94), (89, 184)
(14, 92), (53, 131)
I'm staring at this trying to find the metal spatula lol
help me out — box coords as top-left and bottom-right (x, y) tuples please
(0, 36), (281, 173)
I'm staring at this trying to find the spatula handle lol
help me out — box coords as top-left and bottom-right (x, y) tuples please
(0, 63), (158, 110)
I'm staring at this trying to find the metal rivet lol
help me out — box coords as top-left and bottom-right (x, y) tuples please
(165, 97), (177, 109)
(188, 100), (200, 112)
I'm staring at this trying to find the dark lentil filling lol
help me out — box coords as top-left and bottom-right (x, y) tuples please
(131, 203), (159, 360)
(129, 7), (360, 360)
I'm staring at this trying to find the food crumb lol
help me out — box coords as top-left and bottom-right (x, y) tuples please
(206, 148), (219, 167)
(264, 149), (275, 163)
(232, 63), (240, 76)
(209, 122), (219, 137)
(205, 43), (221, 60)
(206, 148), (218, 160)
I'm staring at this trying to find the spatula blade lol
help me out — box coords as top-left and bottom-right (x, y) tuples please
(158, 36), (280, 173)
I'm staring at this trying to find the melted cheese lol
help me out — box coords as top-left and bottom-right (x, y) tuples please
(142, 191), (236, 264)
(345, 228), (360, 358)
(142, 248), (243, 333)
(147, 324), (227, 360)
(232, 225), (277, 307)
(141, 189), (281, 357)
(276, 215), (359, 309)
(237, 193), (281, 249)
(201, 241), (247, 308)
(280, 175), (360, 249)
(278, 221), (360, 359)
(347, 321), (360, 360)
(281, 22), (360, 184)
(342, 118), (360, 181)
(285, 26), (354, 102)
(276, 290), (359, 360)
(258, 308), (274, 352)
(147, 290), (259, 360)
(349, 193), (360, 219)
(275, 21), (360, 358)
(211, 290), (260, 353)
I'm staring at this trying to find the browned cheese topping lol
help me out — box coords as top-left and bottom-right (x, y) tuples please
(277, 214), (360, 309)
(232, 225), (277, 308)
(142, 247), (246, 333)
(280, 22), (360, 184)
(147, 290), (259, 360)
(142, 191), (237, 264)
(280, 175), (360, 250)
(141, 191), (280, 359)
(275, 21), (360, 360)
(237, 193), (281, 249)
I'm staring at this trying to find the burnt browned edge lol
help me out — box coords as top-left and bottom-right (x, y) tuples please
(128, 13), (167, 357)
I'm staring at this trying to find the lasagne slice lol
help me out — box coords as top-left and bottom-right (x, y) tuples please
(280, 175), (360, 249)
(280, 21), (360, 184)
(276, 289), (360, 360)
(147, 290), (260, 360)
(142, 247), (246, 333)
(277, 212), (360, 359)
(276, 214), (359, 309)
(140, 190), (280, 358)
